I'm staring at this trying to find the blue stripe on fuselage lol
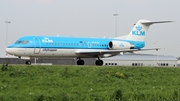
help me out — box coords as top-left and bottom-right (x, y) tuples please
(7, 36), (145, 49)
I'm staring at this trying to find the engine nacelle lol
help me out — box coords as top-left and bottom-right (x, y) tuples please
(108, 41), (134, 50)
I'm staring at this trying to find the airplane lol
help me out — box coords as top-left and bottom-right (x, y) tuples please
(6, 20), (173, 66)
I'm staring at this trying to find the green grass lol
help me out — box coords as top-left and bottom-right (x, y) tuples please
(0, 64), (180, 101)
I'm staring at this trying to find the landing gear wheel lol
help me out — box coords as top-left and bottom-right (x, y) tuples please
(26, 60), (31, 65)
(77, 60), (84, 65)
(95, 60), (103, 66)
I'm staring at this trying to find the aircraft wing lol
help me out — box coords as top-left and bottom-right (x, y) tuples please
(75, 48), (159, 58)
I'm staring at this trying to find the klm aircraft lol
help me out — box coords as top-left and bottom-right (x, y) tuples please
(6, 20), (173, 65)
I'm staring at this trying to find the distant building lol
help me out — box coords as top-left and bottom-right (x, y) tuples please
(103, 54), (178, 67)
(177, 57), (180, 67)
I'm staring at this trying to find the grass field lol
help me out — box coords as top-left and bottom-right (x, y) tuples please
(0, 64), (180, 101)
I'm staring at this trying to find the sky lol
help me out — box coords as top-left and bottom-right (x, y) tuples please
(0, 0), (179, 57)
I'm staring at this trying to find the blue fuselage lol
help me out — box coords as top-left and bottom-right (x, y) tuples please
(8, 36), (145, 49)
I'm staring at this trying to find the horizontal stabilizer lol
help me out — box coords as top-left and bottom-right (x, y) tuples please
(141, 21), (174, 25)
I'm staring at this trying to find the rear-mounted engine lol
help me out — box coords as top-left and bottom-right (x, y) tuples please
(108, 41), (134, 50)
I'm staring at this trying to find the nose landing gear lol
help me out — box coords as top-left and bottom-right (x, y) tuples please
(26, 60), (31, 65)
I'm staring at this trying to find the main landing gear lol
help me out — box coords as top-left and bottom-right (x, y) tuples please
(77, 59), (85, 65)
(95, 59), (103, 66)
(77, 58), (103, 66)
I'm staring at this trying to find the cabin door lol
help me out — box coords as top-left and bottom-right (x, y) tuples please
(33, 37), (41, 54)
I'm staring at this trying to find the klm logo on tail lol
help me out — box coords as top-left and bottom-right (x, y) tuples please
(132, 25), (145, 36)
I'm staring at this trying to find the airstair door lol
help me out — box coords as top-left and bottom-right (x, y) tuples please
(33, 37), (41, 54)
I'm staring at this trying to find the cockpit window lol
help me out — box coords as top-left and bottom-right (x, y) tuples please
(15, 40), (29, 44)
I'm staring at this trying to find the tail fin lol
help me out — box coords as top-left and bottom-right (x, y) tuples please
(124, 20), (173, 41)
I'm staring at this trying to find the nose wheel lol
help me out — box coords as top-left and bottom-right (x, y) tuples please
(26, 60), (31, 65)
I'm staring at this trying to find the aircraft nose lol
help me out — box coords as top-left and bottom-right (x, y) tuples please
(6, 48), (15, 55)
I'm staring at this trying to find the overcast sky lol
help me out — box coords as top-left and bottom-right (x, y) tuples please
(0, 0), (179, 57)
